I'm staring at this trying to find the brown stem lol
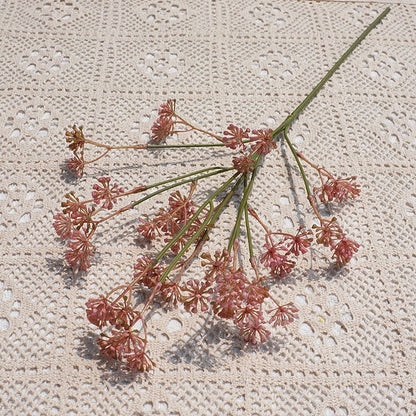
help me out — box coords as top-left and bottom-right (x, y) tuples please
(96, 203), (134, 223)
(84, 138), (146, 150)
(174, 114), (223, 142)
(85, 148), (111, 165)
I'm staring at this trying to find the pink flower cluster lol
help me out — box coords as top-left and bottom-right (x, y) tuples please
(260, 226), (313, 278)
(315, 174), (360, 204)
(56, 98), (363, 372)
(65, 125), (86, 176)
(138, 187), (206, 253)
(314, 218), (359, 266)
(151, 99), (176, 143)
(86, 296), (155, 371)
(221, 125), (277, 174)
(199, 246), (299, 344)
(53, 177), (126, 271)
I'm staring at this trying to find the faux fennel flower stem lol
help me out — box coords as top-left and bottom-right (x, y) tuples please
(269, 7), (390, 209)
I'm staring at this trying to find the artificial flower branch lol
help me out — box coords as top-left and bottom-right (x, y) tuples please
(54, 7), (390, 371)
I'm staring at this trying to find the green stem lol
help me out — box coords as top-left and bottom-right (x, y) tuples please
(159, 201), (215, 282)
(154, 172), (241, 264)
(276, 8), (390, 199)
(161, 175), (245, 282)
(197, 175), (245, 244)
(244, 182), (254, 260)
(228, 167), (259, 252)
(283, 128), (312, 197)
(131, 167), (232, 208)
(147, 143), (224, 149)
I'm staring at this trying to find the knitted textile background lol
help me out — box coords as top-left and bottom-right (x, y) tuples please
(0, 1), (415, 415)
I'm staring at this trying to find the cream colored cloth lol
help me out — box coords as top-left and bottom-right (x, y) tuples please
(1, 1), (415, 415)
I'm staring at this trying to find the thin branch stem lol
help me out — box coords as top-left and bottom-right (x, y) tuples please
(228, 166), (259, 252)
(289, 7), (390, 122)
(159, 201), (215, 282)
(131, 167), (233, 209)
(283, 128), (312, 197)
(154, 172), (241, 264)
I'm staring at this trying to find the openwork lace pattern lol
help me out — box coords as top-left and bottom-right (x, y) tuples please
(0, 1), (415, 415)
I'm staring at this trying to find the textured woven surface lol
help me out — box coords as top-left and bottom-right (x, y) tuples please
(1, 1), (415, 415)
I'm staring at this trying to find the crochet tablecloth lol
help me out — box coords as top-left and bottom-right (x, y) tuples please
(1, 1), (415, 415)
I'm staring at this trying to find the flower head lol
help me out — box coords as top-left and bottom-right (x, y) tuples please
(201, 249), (232, 282)
(92, 177), (124, 210)
(284, 226), (313, 256)
(222, 124), (250, 149)
(160, 282), (182, 306)
(232, 154), (256, 173)
(111, 303), (140, 330)
(269, 255), (296, 278)
(260, 239), (286, 268)
(158, 99), (176, 118)
(268, 302), (299, 327)
(239, 317), (270, 344)
(313, 218), (343, 247)
(67, 154), (85, 176)
(65, 125), (85, 152)
(181, 279), (212, 313)
(332, 235), (359, 266)
(250, 129), (276, 155)
(98, 329), (146, 361)
(86, 296), (116, 329)
(134, 256), (163, 288)
(151, 116), (174, 143)
(137, 218), (157, 240)
(126, 350), (155, 372)
(316, 176), (361, 203)
(53, 213), (74, 240)
(65, 229), (95, 271)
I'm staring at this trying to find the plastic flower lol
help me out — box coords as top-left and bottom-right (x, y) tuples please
(151, 116), (174, 143)
(65, 125), (85, 152)
(314, 218), (343, 247)
(86, 296), (116, 329)
(126, 350), (156, 372)
(65, 229), (94, 271)
(316, 176), (361, 203)
(201, 249), (231, 282)
(92, 177), (124, 210)
(232, 154), (256, 173)
(53, 213), (74, 240)
(284, 226), (313, 256)
(222, 124), (250, 149)
(239, 318), (270, 344)
(98, 329), (146, 361)
(67, 154), (85, 176)
(158, 99), (175, 118)
(268, 303), (299, 327)
(181, 279), (212, 313)
(250, 129), (276, 155)
(332, 236), (359, 266)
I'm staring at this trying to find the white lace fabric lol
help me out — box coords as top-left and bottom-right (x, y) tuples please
(0, 1), (415, 415)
